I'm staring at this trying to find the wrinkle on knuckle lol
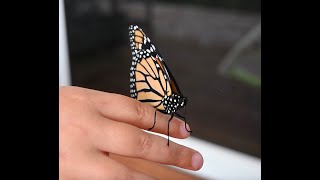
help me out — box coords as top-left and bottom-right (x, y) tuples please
(138, 134), (153, 157)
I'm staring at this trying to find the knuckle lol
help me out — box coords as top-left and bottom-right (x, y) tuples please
(136, 102), (146, 123)
(60, 86), (87, 102)
(138, 134), (153, 157)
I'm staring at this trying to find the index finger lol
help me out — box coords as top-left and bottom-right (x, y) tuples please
(89, 90), (191, 139)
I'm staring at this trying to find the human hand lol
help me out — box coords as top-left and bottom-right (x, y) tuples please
(59, 86), (203, 179)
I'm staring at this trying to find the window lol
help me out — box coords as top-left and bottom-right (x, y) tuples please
(64, 0), (261, 159)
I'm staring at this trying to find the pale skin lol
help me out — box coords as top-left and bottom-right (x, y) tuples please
(59, 86), (204, 179)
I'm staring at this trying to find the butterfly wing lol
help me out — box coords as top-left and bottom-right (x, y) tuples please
(129, 25), (182, 111)
(129, 25), (183, 112)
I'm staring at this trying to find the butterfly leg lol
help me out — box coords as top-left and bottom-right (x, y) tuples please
(167, 113), (174, 146)
(148, 110), (157, 131)
(175, 113), (192, 133)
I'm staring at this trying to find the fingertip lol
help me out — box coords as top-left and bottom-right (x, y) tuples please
(191, 152), (204, 170)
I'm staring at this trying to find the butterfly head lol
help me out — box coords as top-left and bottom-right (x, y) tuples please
(178, 96), (187, 108)
(173, 95), (187, 112)
(175, 96), (188, 116)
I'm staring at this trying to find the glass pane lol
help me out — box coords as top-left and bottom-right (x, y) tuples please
(65, 0), (261, 158)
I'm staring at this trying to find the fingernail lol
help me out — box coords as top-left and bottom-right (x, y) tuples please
(192, 152), (203, 170)
(180, 123), (191, 136)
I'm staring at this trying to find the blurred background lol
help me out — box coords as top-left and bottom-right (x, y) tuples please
(61, 0), (260, 179)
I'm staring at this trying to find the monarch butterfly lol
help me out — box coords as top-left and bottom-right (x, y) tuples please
(128, 25), (191, 146)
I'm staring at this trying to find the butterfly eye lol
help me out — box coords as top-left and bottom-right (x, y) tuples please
(179, 97), (187, 107)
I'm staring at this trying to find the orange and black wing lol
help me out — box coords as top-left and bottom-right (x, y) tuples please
(129, 25), (183, 113)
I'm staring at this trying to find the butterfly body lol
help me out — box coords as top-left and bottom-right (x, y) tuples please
(128, 25), (191, 145)
(162, 94), (187, 114)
